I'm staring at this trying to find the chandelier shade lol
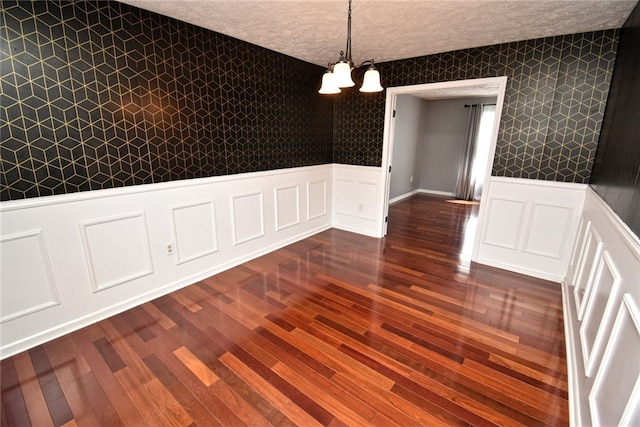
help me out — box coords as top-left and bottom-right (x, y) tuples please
(333, 60), (355, 88)
(318, 70), (341, 94)
(318, 0), (383, 95)
(359, 65), (383, 92)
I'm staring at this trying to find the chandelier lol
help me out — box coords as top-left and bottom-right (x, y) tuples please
(318, 0), (383, 94)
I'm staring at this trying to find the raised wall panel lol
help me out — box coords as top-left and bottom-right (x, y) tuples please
(307, 180), (327, 220)
(232, 192), (265, 245)
(172, 201), (218, 265)
(334, 179), (354, 216)
(80, 212), (154, 292)
(332, 165), (385, 238)
(590, 294), (640, 426)
(0, 230), (60, 322)
(579, 250), (621, 376)
(522, 202), (572, 259)
(356, 181), (378, 221)
(275, 185), (300, 231)
(574, 227), (604, 319)
(482, 197), (526, 250)
(475, 178), (586, 282)
(568, 213), (592, 286)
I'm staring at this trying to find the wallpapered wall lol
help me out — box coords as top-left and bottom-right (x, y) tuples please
(590, 2), (640, 237)
(334, 30), (619, 184)
(0, 1), (622, 201)
(0, 1), (333, 201)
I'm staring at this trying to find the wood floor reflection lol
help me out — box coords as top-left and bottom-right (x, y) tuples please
(1, 195), (568, 426)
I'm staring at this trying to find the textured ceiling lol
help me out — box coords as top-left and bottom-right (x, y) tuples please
(117, 0), (637, 67)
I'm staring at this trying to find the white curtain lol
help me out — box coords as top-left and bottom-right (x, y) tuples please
(455, 104), (496, 200)
(472, 105), (496, 200)
(455, 104), (482, 200)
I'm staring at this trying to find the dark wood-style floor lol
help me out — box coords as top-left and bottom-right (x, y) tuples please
(1, 195), (568, 426)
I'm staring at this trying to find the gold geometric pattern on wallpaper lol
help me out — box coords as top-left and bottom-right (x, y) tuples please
(0, 0), (620, 200)
(0, 1), (332, 201)
(333, 30), (618, 184)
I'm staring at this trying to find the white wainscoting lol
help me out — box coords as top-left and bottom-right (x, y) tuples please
(0, 165), (332, 358)
(307, 180), (327, 220)
(475, 177), (586, 281)
(589, 294), (640, 426)
(171, 201), (218, 265)
(563, 186), (640, 427)
(80, 212), (154, 292)
(275, 185), (300, 231)
(0, 230), (60, 323)
(332, 164), (386, 238)
(232, 191), (265, 245)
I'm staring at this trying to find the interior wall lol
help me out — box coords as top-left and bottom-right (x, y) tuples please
(590, 1), (640, 238)
(419, 97), (497, 195)
(0, 1), (334, 202)
(333, 30), (619, 186)
(388, 95), (426, 199)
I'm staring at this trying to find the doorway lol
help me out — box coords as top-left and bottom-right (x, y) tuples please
(388, 95), (497, 204)
(380, 76), (508, 263)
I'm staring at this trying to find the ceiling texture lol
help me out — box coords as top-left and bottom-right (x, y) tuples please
(118, 0), (638, 68)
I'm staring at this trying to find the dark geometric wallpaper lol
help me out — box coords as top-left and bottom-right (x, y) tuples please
(0, 1), (333, 201)
(333, 30), (619, 184)
(0, 0), (624, 201)
(590, 1), (640, 237)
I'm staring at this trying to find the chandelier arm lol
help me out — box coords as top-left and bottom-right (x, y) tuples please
(356, 59), (375, 69)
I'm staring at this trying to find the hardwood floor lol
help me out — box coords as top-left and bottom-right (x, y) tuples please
(1, 195), (568, 426)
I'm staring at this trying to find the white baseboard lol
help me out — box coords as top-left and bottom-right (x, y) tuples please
(418, 188), (456, 197)
(475, 257), (565, 282)
(389, 189), (420, 205)
(389, 188), (456, 205)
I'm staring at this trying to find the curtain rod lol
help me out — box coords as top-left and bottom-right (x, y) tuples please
(464, 103), (496, 107)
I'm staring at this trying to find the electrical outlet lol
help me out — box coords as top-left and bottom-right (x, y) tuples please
(166, 243), (174, 255)
(358, 203), (364, 212)
(410, 176), (413, 183)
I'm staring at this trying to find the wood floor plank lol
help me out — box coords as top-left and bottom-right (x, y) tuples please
(12, 352), (54, 427)
(27, 346), (74, 426)
(272, 361), (376, 426)
(219, 352), (323, 427)
(43, 340), (103, 427)
(68, 327), (144, 426)
(0, 195), (569, 426)
(172, 346), (219, 387)
(113, 367), (175, 427)
(0, 353), (33, 426)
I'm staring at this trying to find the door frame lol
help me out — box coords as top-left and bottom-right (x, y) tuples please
(379, 76), (508, 262)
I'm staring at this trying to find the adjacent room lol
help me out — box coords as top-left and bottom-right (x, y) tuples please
(1, 0), (639, 425)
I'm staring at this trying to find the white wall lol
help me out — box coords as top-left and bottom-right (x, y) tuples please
(420, 97), (496, 195)
(0, 165), (333, 358)
(389, 95), (427, 200)
(563, 186), (640, 427)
